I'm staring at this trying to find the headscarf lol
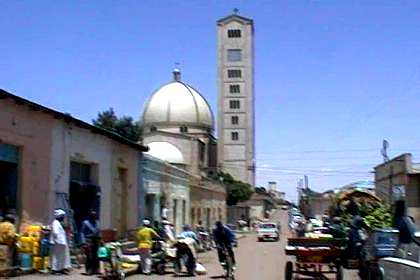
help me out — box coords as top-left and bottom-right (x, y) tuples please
(54, 209), (66, 218)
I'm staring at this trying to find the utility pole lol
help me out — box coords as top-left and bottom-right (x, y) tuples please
(382, 139), (393, 202)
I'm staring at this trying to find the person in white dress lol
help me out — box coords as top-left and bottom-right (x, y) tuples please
(50, 209), (71, 274)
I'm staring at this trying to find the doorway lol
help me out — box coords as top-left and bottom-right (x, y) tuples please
(0, 143), (19, 217)
(69, 161), (100, 242)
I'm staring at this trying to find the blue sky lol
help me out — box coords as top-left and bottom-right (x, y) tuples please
(1, 1), (420, 201)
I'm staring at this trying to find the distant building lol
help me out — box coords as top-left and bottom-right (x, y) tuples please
(299, 181), (377, 219)
(217, 13), (255, 186)
(375, 153), (420, 226)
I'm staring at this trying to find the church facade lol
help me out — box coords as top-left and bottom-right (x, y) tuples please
(141, 69), (226, 230)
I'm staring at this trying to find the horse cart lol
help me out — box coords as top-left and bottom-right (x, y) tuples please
(285, 237), (346, 280)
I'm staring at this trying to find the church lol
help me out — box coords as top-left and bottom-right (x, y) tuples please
(139, 12), (255, 230)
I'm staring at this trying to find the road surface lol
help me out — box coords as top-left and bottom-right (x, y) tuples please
(16, 209), (358, 279)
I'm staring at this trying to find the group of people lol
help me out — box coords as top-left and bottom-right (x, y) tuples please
(2, 208), (238, 277)
(136, 218), (237, 276)
(50, 209), (100, 275)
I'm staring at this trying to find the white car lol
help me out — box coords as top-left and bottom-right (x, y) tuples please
(257, 222), (280, 242)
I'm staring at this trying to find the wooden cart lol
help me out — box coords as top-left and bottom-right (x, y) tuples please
(284, 237), (346, 280)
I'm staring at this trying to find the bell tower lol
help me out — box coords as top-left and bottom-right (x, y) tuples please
(217, 12), (255, 186)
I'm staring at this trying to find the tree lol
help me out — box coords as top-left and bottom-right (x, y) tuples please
(219, 172), (254, 206)
(92, 108), (142, 142)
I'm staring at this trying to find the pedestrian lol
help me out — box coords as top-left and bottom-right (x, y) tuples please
(137, 219), (160, 275)
(162, 219), (176, 243)
(295, 220), (305, 237)
(393, 200), (419, 258)
(80, 210), (100, 275)
(50, 209), (71, 274)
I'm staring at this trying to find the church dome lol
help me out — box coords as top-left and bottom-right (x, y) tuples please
(142, 69), (214, 131)
(146, 142), (185, 164)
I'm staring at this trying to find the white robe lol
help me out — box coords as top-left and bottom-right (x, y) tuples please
(50, 219), (71, 271)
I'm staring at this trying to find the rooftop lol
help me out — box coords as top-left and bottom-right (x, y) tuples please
(0, 88), (148, 151)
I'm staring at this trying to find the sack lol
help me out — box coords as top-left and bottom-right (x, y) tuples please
(195, 262), (207, 275)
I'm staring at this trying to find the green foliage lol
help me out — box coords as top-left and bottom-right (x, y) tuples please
(362, 203), (392, 229)
(336, 200), (392, 230)
(219, 172), (254, 206)
(92, 108), (142, 142)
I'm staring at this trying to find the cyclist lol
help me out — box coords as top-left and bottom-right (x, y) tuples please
(212, 221), (236, 269)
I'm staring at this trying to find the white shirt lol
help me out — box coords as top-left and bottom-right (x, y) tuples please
(51, 219), (67, 245)
(162, 208), (168, 219)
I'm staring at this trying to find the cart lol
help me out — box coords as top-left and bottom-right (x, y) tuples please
(285, 237), (346, 280)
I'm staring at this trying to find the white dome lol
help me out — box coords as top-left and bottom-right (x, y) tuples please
(142, 78), (214, 130)
(146, 142), (185, 164)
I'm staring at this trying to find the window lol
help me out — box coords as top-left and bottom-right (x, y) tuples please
(199, 141), (205, 162)
(228, 29), (241, 38)
(228, 69), (242, 78)
(231, 116), (239, 125)
(180, 126), (188, 133)
(231, 132), (239, 141)
(182, 200), (186, 225)
(227, 49), (242, 62)
(70, 162), (91, 183)
(150, 126), (157, 132)
(229, 84), (240, 93)
(229, 100), (240, 109)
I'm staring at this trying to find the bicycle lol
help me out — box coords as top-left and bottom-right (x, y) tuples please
(219, 245), (235, 280)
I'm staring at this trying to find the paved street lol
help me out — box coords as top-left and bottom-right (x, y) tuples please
(15, 209), (359, 280)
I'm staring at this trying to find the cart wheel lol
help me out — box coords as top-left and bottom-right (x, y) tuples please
(336, 265), (343, 280)
(285, 261), (293, 280)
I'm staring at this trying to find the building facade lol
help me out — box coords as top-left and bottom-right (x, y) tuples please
(139, 153), (190, 234)
(375, 153), (420, 226)
(0, 89), (147, 237)
(217, 14), (255, 186)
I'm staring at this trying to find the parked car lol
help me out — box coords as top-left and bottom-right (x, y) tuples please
(257, 222), (280, 242)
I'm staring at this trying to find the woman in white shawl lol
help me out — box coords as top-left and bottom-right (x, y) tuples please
(50, 209), (71, 274)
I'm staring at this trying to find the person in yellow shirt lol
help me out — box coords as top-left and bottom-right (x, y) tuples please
(137, 219), (159, 275)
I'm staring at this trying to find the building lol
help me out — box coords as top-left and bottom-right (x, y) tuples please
(139, 153), (191, 234)
(299, 181), (377, 219)
(375, 153), (420, 226)
(0, 89), (147, 237)
(237, 190), (276, 222)
(141, 69), (227, 230)
(217, 13), (255, 186)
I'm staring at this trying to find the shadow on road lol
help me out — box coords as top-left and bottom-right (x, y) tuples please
(209, 276), (227, 279)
